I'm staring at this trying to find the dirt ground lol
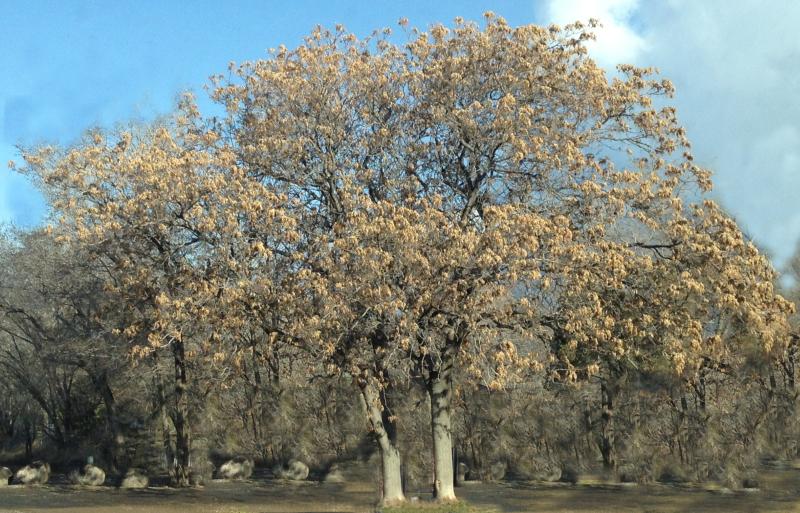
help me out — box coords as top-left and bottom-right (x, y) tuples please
(2, 472), (800, 513)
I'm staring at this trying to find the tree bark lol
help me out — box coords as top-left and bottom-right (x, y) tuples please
(428, 344), (457, 501)
(171, 340), (191, 487)
(358, 377), (405, 504)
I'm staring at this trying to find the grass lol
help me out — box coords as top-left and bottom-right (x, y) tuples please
(4, 474), (800, 513)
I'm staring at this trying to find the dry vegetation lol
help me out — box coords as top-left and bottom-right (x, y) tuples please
(1, 14), (799, 511)
(3, 479), (800, 513)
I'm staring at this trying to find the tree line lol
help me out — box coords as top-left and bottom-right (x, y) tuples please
(0, 15), (796, 504)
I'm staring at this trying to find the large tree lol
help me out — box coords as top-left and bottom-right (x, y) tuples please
(16, 104), (302, 485)
(304, 194), (554, 501)
(212, 14), (790, 500)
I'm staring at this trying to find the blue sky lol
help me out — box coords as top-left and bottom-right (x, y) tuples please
(0, 1), (540, 225)
(3, 1), (799, 268)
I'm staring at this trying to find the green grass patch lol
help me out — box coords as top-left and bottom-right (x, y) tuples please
(380, 500), (500, 513)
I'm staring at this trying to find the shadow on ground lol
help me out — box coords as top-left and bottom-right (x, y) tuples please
(2, 471), (800, 513)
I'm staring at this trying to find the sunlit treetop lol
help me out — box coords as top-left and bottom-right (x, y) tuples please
(14, 15), (793, 390)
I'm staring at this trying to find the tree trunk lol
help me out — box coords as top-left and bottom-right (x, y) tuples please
(94, 371), (122, 472)
(599, 380), (615, 472)
(679, 393), (689, 465)
(171, 340), (191, 487)
(249, 345), (264, 458)
(24, 418), (34, 459)
(358, 377), (405, 504)
(155, 373), (175, 473)
(428, 345), (457, 501)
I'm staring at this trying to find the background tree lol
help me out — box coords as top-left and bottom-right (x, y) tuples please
(0, 229), (134, 464)
(16, 104), (302, 485)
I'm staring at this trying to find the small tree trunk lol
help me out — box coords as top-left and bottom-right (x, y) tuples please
(358, 377), (405, 505)
(24, 419), (34, 459)
(428, 345), (457, 501)
(171, 340), (191, 487)
(155, 373), (175, 473)
(249, 345), (264, 458)
(94, 371), (122, 472)
(788, 338), (798, 404)
(679, 393), (689, 465)
(599, 380), (615, 472)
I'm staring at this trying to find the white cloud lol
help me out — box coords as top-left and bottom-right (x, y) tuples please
(541, 0), (800, 268)
(545, 0), (646, 67)
(636, 1), (800, 267)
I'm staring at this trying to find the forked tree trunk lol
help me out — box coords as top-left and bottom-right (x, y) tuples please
(172, 340), (192, 487)
(428, 344), (457, 501)
(358, 377), (405, 504)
